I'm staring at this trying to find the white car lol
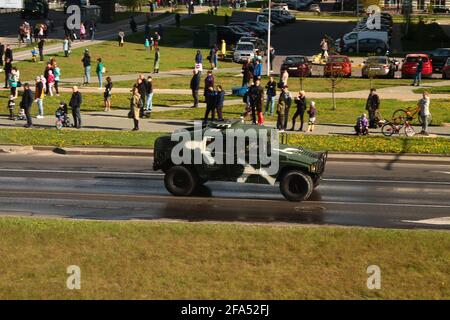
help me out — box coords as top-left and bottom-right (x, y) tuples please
(233, 42), (256, 63)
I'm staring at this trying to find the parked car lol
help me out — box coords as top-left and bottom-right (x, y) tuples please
(280, 55), (312, 77)
(272, 3), (289, 11)
(21, 0), (49, 19)
(262, 8), (296, 23)
(442, 57), (450, 79)
(433, 6), (450, 13)
(230, 22), (266, 37)
(309, 3), (321, 13)
(324, 55), (352, 77)
(230, 25), (256, 37)
(214, 25), (249, 46)
(238, 37), (267, 54)
(361, 56), (396, 78)
(429, 48), (450, 73)
(233, 42), (256, 63)
(343, 38), (388, 54)
(401, 54), (433, 78)
(338, 31), (389, 48)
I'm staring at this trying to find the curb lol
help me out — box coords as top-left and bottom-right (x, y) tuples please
(1, 145), (449, 164)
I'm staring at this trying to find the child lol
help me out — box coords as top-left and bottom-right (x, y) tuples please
(8, 95), (15, 120)
(31, 47), (38, 62)
(355, 113), (369, 135)
(149, 37), (154, 51)
(144, 38), (150, 51)
(307, 101), (317, 132)
(47, 70), (55, 96)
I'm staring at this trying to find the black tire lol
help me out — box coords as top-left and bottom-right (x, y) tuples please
(164, 166), (198, 197)
(279, 170), (313, 202)
(382, 123), (396, 137)
(347, 47), (355, 53)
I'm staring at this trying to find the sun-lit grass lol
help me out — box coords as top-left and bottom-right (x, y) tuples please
(0, 217), (448, 299)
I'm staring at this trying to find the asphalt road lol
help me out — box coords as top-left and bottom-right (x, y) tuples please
(0, 153), (449, 230)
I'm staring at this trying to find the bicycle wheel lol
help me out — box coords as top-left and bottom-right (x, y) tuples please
(404, 124), (415, 137)
(382, 123), (396, 137)
(392, 109), (408, 124)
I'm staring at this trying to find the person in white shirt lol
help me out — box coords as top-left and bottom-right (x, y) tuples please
(418, 91), (431, 135)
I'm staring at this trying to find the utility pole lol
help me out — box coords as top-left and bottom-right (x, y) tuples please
(267, 0), (271, 76)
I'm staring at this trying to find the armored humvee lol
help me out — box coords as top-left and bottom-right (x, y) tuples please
(153, 120), (327, 201)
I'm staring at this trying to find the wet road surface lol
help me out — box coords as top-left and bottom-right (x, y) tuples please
(0, 153), (449, 230)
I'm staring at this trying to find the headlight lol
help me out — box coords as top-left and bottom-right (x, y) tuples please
(309, 164), (317, 173)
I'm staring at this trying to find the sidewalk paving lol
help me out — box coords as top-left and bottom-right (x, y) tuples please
(0, 109), (448, 138)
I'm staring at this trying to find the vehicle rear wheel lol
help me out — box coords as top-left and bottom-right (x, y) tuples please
(279, 170), (313, 202)
(347, 47), (355, 53)
(164, 166), (198, 197)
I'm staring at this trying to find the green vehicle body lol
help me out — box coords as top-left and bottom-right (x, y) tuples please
(153, 121), (327, 201)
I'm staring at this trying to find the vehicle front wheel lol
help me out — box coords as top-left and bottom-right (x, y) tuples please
(279, 170), (313, 202)
(164, 166), (198, 197)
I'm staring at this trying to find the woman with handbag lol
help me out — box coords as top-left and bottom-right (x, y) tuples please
(96, 58), (105, 89)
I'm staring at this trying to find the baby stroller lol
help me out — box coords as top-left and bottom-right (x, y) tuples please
(55, 105), (71, 130)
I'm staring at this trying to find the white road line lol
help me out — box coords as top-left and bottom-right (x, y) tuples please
(323, 178), (450, 185)
(316, 201), (450, 209)
(0, 169), (164, 176)
(402, 217), (450, 226)
(432, 171), (450, 175)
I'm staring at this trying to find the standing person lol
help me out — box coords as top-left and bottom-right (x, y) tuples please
(7, 95), (15, 120)
(53, 64), (61, 96)
(418, 91), (431, 135)
(9, 67), (20, 98)
(69, 86), (82, 129)
(276, 86), (292, 131)
(79, 23), (86, 41)
(38, 38), (45, 62)
(5, 45), (13, 62)
(248, 78), (264, 125)
(291, 90), (307, 131)
(265, 76), (277, 116)
(21, 83), (34, 128)
(203, 86), (217, 123)
(320, 37), (328, 59)
(130, 85), (142, 131)
(208, 46), (215, 69)
(63, 37), (70, 57)
(253, 59), (262, 78)
(34, 76), (45, 119)
(204, 70), (214, 98)
(0, 42), (4, 69)
(269, 46), (275, 72)
(365, 88), (380, 129)
(153, 48), (160, 73)
(280, 69), (289, 88)
(190, 69), (201, 108)
(145, 38), (150, 52)
(47, 70), (55, 96)
(118, 30), (125, 47)
(215, 85), (225, 121)
(242, 59), (253, 87)
(88, 20), (96, 41)
(154, 32), (160, 48)
(307, 101), (317, 132)
(213, 45), (218, 70)
(96, 58), (104, 89)
(195, 50), (203, 64)
(81, 49), (91, 86)
(145, 76), (154, 114)
(412, 57), (423, 86)
(104, 76), (113, 112)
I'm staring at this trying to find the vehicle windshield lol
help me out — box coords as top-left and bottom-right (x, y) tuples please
(329, 57), (348, 63)
(406, 57), (429, 63)
(285, 56), (306, 64)
(367, 57), (387, 64)
(236, 44), (254, 51)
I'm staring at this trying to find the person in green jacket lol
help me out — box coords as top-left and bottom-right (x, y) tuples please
(96, 58), (104, 89)
(153, 48), (160, 74)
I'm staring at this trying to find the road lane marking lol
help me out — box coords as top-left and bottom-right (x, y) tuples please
(323, 178), (450, 185)
(402, 217), (450, 226)
(0, 169), (164, 176)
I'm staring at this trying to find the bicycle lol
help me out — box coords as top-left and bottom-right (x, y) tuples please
(391, 106), (432, 126)
(381, 118), (416, 137)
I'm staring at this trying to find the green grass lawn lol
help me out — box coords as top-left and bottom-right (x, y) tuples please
(0, 128), (448, 154)
(0, 217), (448, 299)
(151, 99), (450, 126)
(13, 28), (235, 81)
(0, 91), (193, 116)
(413, 85), (450, 94)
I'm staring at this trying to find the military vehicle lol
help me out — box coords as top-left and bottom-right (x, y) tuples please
(153, 121), (327, 202)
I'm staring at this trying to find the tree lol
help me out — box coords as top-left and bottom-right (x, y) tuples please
(118, 0), (146, 11)
(325, 62), (345, 111)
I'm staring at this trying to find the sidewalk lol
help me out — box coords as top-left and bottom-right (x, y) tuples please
(0, 110), (448, 137)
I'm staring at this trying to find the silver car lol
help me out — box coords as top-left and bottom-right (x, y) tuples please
(361, 56), (396, 78)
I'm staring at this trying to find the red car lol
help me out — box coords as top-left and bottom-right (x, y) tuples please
(442, 57), (450, 79)
(280, 55), (312, 77)
(401, 54), (433, 78)
(324, 55), (352, 77)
